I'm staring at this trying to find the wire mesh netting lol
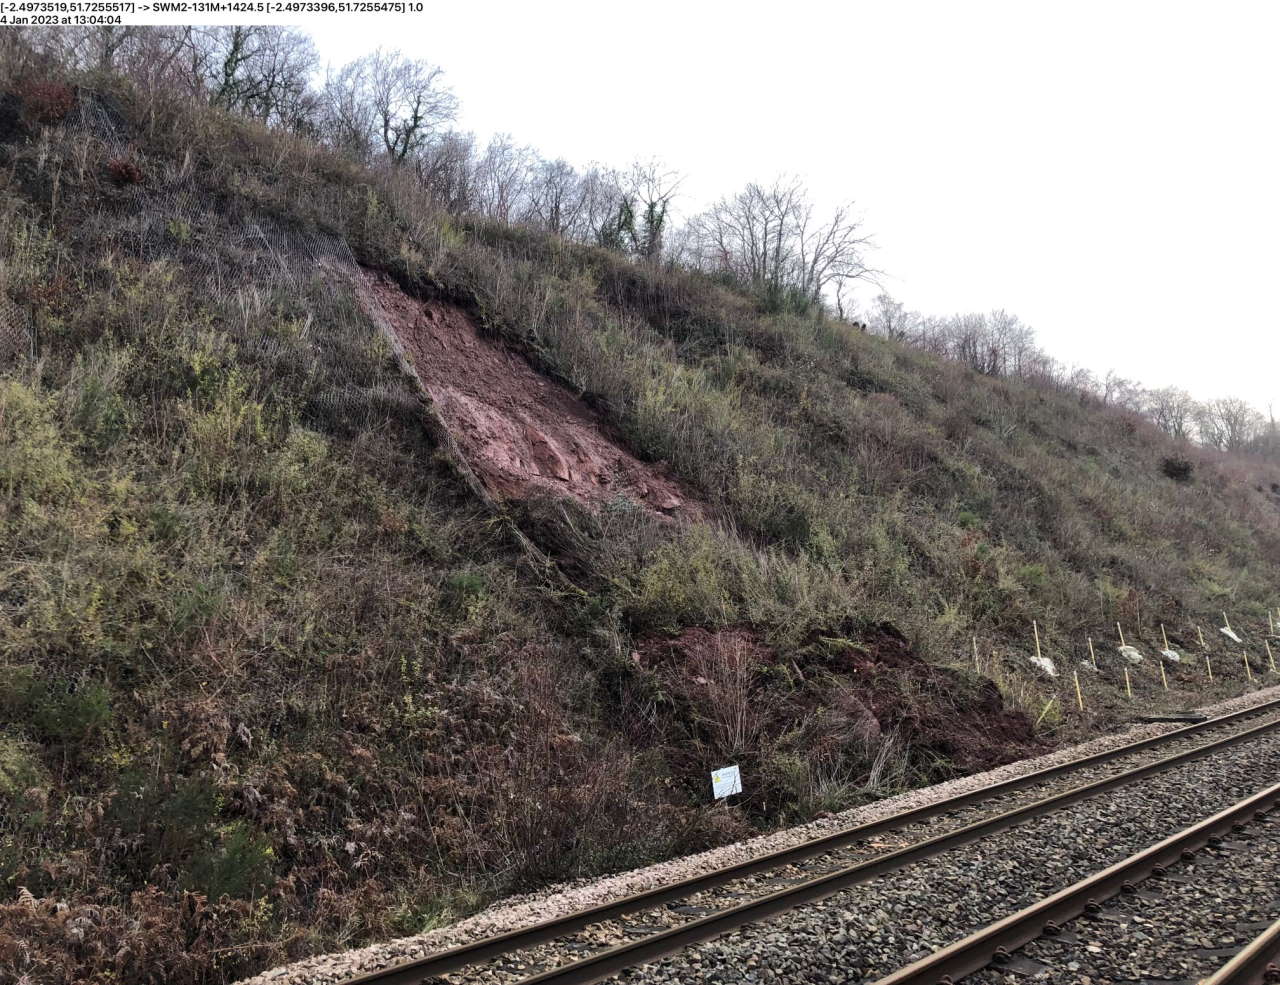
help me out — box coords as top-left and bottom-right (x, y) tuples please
(0, 291), (33, 364)
(61, 92), (423, 433)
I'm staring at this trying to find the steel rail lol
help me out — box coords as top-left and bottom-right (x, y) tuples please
(501, 712), (1280, 985)
(870, 779), (1280, 985)
(1201, 917), (1280, 985)
(342, 696), (1280, 985)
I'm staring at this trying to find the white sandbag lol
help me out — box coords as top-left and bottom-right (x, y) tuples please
(1117, 644), (1145, 664)
(1030, 655), (1057, 677)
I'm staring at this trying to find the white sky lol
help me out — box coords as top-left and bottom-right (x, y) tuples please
(307, 0), (1278, 412)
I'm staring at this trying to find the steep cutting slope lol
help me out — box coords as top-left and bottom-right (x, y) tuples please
(0, 72), (1278, 985)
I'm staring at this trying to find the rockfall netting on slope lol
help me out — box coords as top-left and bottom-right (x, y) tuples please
(0, 292), (33, 364)
(71, 92), (442, 437)
(71, 93), (703, 519)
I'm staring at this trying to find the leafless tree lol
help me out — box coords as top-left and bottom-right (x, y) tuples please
(174, 27), (319, 129)
(45, 26), (145, 72)
(320, 48), (455, 164)
(913, 314), (952, 357)
(986, 310), (1039, 378)
(527, 157), (585, 236)
(364, 49), (456, 163)
(22, 27), (186, 91)
(689, 177), (872, 305)
(946, 313), (1004, 375)
(415, 130), (478, 213)
(119, 28), (192, 96)
(1100, 370), (1144, 411)
(1196, 396), (1264, 452)
(88, 26), (143, 72)
(898, 307), (1051, 380)
(246, 30), (319, 130)
(572, 166), (628, 244)
(1249, 408), (1280, 462)
(1144, 386), (1198, 441)
(627, 159), (681, 263)
(792, 201), (874, 302)
(868, 293), (913, 340)
(473, 133), (534, 223)
(1064, 366), (1101, 400)
(319, 58), (376, 158)
(690, 178), (803, 289)
(663, 220), (700, 267)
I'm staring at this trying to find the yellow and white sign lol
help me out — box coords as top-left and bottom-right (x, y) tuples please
(711, 764), (742, 799)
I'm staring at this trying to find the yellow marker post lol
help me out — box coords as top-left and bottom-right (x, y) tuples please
(1206, 653), (1214, 683)
(1124, 667), (1133, 699)
(1159, 625), (1173, 687)
(1198, 625), (1207, 649)
(1243, 651), (1255, 684)
(972, 635), (980, 672)
(1223, 611), (1233, 634)
(1033, 620), (1043, 661)
(1035, 697), (1058, 728)
(1074, 670), (1085, 711)
(1087, 637), (1098, 669)
(1267, 640), (1278, 674)
(1117, 622), (1127, 647)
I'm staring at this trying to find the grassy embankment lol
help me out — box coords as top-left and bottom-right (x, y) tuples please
(1, 71), (1278, 984)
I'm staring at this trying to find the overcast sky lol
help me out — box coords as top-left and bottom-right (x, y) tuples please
(309, 1), (1277, 412)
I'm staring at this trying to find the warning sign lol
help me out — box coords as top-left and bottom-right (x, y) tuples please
(711, 764), (742, 799)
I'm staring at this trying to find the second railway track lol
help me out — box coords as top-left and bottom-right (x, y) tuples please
(611, 716), (1280, 985)
(1202, 916), (1280, 985)
(881, 779), (1280, 985)
(339, 693), (1280, 985)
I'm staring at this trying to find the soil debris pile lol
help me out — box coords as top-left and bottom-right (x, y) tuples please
(355, 270), (700, 518)
(632, 623), (1044, 802)
(821, 623), (1047, 772)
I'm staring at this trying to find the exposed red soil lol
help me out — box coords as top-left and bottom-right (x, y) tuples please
(354, 269), (701, 518)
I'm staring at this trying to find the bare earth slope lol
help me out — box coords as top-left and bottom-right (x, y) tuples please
(354, 270), (700, 518)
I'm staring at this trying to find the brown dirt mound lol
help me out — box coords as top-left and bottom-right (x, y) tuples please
(817, 623), (1047, 772)
(354, 270), (701, 518)
(636, 623), (1044, 777)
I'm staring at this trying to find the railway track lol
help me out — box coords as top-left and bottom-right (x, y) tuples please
(339, 695), (1280, 985)
(1203, 916), (1280, 985)
(875, 779), (1280, 985)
